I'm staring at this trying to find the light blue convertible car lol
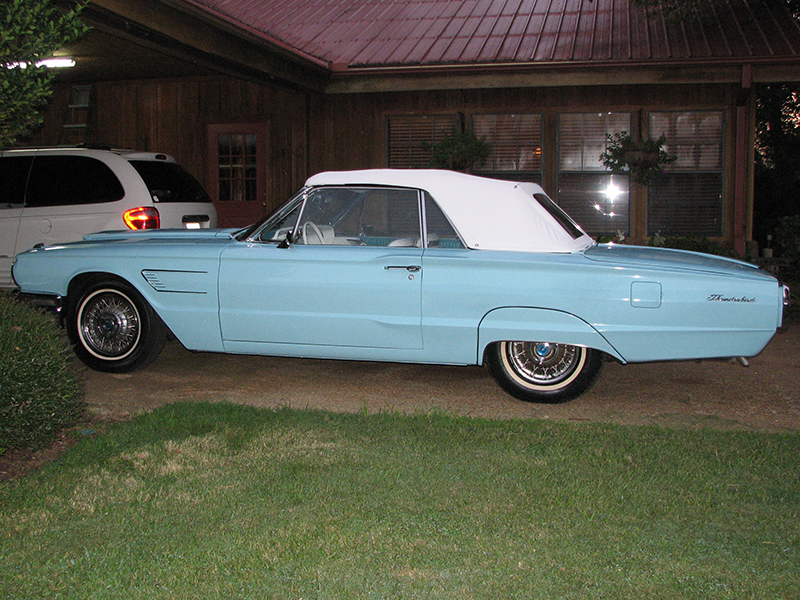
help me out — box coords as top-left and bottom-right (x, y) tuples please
(12, 170), (790, 403)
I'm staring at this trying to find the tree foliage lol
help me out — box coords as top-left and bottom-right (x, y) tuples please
(751, 1), (800, 249)
(753, 84), (800, 248)
(0, 0), (88, 146)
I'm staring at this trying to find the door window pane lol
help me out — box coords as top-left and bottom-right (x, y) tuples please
(424, 194), (464, 248)
(217, 133), (259, 202)
(295, 187), (421, 247)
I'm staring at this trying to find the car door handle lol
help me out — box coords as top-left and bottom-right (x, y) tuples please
(385, 265), (421, 272)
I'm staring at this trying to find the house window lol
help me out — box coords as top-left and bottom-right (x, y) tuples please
(387, 114), (458, 168)
(216, 133), (258, 203)
(62, 85), (92, 145)
(206, 123), (269, 227)
(472, 113), (542, 182)
(647, 111), (724, 237)
(558, 112), (632, 237)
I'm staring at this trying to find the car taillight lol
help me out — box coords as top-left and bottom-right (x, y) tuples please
(123, 207), (160, 230)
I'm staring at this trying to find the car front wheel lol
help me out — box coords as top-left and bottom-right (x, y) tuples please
(485, 341), (603, 403)
(67, 279), (167, 373)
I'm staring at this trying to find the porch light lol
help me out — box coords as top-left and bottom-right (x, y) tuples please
(603, 182), (624, 202)
(6, 57), (76, 69)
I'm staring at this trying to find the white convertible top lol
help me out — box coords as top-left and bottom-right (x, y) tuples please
(305, 169), (594, 253)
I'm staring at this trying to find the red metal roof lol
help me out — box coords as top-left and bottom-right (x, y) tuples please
(183, 0), (800, 70)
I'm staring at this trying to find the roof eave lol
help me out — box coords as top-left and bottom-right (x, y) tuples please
(325, 57), (800, 94)
(85, 0), (331, 92)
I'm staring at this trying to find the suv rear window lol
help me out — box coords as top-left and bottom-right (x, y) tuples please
(130, 161), (212, 204)
(26, 156), (125, 207)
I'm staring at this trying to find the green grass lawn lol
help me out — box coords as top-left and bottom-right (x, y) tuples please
(1, 402), (798, 599)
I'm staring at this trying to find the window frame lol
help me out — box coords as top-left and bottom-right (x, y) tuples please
(249, 185), (465, 249)
(206, 122), (270, 228)
(646, 110), (726, 238)
(386, 114), (459, 169)
(470, 113), (543, 183)
(556, 112), (633, 237)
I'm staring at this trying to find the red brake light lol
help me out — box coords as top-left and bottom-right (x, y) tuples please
(123, 207), (160, 230)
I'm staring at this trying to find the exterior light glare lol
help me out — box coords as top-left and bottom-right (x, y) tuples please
(6, 57), (76, 69)
(603, 182), (623, 202)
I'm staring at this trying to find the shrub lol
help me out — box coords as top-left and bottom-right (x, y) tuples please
(647, 234), (732, 257)
(774, 214), (800, 280)
(0, 292), (83, 453)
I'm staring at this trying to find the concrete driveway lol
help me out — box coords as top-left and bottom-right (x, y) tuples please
(83, 312), (800, 433)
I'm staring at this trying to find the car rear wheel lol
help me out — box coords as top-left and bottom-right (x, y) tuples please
(485, 341), (603, 403)
(67, 279), (167, 373)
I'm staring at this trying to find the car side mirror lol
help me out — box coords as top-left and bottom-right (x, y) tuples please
(278, 230), (295, 249)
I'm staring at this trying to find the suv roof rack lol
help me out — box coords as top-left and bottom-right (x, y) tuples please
(1, 143), (133, 152)
(77, 142), (132, 151)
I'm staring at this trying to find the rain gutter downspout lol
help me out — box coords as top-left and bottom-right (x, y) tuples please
(734, 64), (753, 258)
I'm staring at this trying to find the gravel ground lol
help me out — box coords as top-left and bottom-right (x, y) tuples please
(82, 310), (800, 433)
(6, 304), (796, 483)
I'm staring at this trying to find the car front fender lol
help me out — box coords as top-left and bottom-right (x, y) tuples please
(477, 307), (624, 364)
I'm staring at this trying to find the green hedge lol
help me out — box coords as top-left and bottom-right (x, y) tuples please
(775, 214), (800, 281)
(0, 292), (83, 453)
(647, 234), (732, 257)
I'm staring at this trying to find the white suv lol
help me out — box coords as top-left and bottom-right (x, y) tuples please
(0, 146), (217, 287)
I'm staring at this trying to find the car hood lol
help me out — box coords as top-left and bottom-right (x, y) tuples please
(80, 228), (239, 243)
(584, 243), (772, 279)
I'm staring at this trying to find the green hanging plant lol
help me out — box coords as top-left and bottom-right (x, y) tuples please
(600, 131), (677, 186)
(423, 129), (492, 172)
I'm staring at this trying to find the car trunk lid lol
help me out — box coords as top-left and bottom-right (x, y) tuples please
(584, 243), (771, 279)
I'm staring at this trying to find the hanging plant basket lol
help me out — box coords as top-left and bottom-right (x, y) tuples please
(600, 131), (677, 186)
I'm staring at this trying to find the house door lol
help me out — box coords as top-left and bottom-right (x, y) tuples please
(206, 122), (270, 228)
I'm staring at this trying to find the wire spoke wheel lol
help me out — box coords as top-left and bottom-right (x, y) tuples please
(486, 340), (604, 403)
(79, 289), (141, 359)
(67, 278), (167, 373)
(504, 341), (583, 388)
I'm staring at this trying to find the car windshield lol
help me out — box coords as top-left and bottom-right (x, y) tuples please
(236, 188), (307, 242)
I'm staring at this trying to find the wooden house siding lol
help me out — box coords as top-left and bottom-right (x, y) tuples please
(311, 82), (746, 245)
(33, 76), (312, 218)
(31, 77), (750, 245)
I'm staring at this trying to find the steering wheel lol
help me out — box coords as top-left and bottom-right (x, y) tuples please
(302, 221), (325, 245)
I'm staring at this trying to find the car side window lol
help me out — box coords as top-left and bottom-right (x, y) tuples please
(25, 156), (125, 208)
(0, 156), (33, 208)
(354, 189), (420, 247)
(296, 187), (422, 247)
(424, 193), (464, 248)
(253, 195), (303, 243)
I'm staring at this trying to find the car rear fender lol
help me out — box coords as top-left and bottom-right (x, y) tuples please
(477, 307), (624, 363)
